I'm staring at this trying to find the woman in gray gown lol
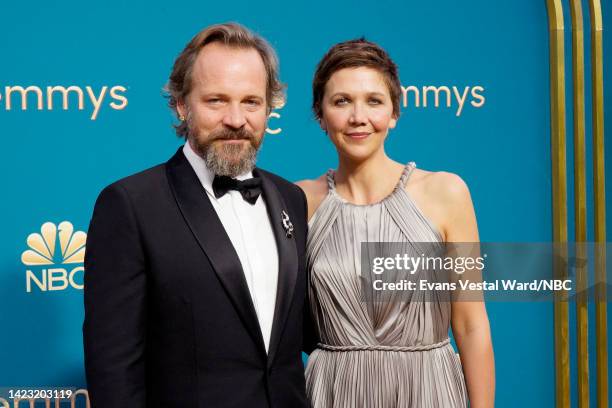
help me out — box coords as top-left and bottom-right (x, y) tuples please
(297, 39), (495, 407)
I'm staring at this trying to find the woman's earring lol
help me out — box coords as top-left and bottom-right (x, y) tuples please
(179, 114), (186, 121)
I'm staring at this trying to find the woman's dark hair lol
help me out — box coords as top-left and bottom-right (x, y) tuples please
(312, 38), (401, 120)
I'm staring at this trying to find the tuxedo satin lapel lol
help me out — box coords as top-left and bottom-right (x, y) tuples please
(255, 169), (299, 366)
(166, 149), (266, 352)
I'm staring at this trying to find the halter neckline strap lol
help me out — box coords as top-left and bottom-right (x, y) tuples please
(326, 162), (416, 207)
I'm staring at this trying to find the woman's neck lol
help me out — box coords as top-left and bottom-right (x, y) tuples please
(334, 149), (404, 205)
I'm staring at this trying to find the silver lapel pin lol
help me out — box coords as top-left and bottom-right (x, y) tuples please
(281, 210), (294, 238)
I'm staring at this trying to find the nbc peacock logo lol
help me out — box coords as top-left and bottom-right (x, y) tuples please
(21, 221), (86, 293)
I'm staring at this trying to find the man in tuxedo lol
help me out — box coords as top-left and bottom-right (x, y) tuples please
(83, 23), (311, 407)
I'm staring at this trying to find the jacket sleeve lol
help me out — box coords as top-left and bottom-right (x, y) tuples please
(83, 182), (147, 408)
(296, 184), (318, 355)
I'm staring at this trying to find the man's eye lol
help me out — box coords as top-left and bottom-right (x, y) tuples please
(207, 98), (221, 104)
(369, 98), (382, 105)
(245, 99), (261, 106)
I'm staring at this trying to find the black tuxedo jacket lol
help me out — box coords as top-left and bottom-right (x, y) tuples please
(83, 148), (311, 408)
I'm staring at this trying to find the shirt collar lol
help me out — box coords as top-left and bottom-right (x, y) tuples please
(182, 142), (254, 197)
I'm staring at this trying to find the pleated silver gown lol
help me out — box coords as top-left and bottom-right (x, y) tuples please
(305, 163), (468, 408)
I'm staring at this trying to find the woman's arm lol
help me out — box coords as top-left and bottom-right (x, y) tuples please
(296, 176), (328, 221)
(439, 173), (495, 408)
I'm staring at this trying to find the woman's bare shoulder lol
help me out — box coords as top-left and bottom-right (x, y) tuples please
(295, 175), (329, 221)
(407, 168), (473, 241)
(409, 168), (470, 204)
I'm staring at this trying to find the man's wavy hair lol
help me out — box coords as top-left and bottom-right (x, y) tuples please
(165, 22), (285, 138)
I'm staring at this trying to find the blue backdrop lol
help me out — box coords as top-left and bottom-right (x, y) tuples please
(0, 0), (610, 406)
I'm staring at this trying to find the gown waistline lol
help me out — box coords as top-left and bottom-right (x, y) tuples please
(317, 338), (451, 352)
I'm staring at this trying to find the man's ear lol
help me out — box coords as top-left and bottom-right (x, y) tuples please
(177, 99), (187, 119)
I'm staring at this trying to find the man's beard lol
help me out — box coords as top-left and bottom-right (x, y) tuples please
(188, 123), (262, 178)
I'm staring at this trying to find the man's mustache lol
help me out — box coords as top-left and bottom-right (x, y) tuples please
(210, 128), (255, 141)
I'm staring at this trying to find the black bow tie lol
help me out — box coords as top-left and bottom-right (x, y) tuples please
(212, 175), (262, 205)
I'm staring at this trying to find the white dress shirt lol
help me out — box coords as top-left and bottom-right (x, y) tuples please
(183, 142), (279, 352)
